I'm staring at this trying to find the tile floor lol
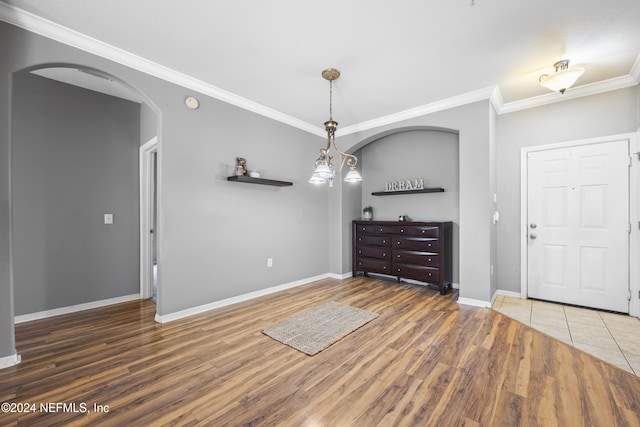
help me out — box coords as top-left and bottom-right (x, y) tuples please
(493, 296), (640, 376)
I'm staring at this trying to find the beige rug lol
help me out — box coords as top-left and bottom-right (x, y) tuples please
(262, 301), (378, 355)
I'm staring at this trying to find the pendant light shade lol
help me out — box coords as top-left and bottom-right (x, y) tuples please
(344, 168), (363, 182)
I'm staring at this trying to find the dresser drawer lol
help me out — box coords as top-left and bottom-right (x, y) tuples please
(393, 264), (439, 284)
(357, 224), (400, 235)
(394, 250), (439, 267)
(397, 226), (439, 238)
(393, 237), (439, 252)
(355, 246), (391, 260)
(378, 225), (401, 234)
(357, 235), (392, 247)
(356, 224), (378, 234)
(356, 257), (392, 275)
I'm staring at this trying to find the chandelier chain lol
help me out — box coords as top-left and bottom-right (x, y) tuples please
(329, 79), (333, 120)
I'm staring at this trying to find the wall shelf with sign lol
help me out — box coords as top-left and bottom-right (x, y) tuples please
(372, 188), (444, 196)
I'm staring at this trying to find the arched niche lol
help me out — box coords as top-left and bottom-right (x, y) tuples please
(340, 126), (460, 286)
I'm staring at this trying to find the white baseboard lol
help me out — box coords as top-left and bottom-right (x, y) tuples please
(14, 294), (140, 324)
(155, 273), (334, 323)
(0, 352), (21, 370)
(457, 297), (492, 308)
(328, 272), (353, 280)
(493, 289), (523, 302)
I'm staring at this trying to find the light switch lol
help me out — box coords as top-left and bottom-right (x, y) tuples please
(104, 213), (114, 224)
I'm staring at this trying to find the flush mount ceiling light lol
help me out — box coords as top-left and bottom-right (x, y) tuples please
(309, 68), (362, 187)
(539, 59), (584, 94)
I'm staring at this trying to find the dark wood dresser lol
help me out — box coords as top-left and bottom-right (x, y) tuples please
(352, 220), (453, 294)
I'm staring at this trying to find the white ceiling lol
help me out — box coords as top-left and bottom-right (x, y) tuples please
(3, 0), (640, 134)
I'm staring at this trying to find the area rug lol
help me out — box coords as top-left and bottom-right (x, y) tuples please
(262, 301), (378, 355)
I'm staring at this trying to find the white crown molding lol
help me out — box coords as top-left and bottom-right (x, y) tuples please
(339, 86), (497, 136)
(499, 72), (640, 115)
(0, 2), (325, 137)
(1, 2), (638, 133)
(489, 85), (505, 113)
(631, 54), (640, 82)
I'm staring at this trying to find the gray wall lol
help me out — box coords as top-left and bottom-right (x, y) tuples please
(12, 72), (141, 315)
(140, 102), (157, 145)
(0, 21), (16, 359)
(156, 100), (330, 314)
(337, 148), (363, 275)
(0, 21), (330, 360)
(495, 86), (640, 293)
(359, 129), (460, 284)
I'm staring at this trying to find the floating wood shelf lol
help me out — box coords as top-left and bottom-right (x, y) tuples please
(372, 188), (444, 196)
(227, 175), (293, 187)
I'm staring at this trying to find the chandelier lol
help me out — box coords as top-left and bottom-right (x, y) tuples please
(309, 68), (362, 186)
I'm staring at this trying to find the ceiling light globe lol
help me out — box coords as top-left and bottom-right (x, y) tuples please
(539, 60), (584, 94)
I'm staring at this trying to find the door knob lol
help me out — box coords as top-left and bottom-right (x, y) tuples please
(530, 233), (537, 239)
(530, 223), (537, 229)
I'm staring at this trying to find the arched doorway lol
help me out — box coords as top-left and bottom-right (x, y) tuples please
(10, 65), (160, 327)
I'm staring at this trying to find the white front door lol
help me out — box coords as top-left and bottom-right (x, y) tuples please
(527, 139), (630, 312)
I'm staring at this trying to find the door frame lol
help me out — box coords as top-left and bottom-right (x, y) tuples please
(520, 132), (639, 317)
(139, 136), (158, 300)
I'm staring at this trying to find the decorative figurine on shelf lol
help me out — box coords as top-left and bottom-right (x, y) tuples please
(362, 206), (373, 221)
(236, 157), (248, 176)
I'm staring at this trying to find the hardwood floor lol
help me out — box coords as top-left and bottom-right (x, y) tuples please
(2, 276), (640, 426)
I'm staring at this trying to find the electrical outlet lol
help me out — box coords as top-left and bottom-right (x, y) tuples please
(267, 258), (273, 268)
(104, 213), (114, 224)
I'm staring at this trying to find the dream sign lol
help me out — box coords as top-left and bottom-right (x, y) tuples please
(385, 178), (425, 192)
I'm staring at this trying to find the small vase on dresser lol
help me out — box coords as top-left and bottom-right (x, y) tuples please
(362, 206), (373, 221)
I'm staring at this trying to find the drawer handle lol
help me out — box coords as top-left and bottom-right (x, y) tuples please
(382, 240), (386, 244)
(428, 272), (432, 277)
(400, 229), (404, 233)
(383, 266), (386, 270)
(380, 228), (383, 232)
(382, 254), (386, 257)
(397, 254), (401, 258)
(397, 268), (401, 272)
(397, 242), (401, 245)
(428, 258), (432, 262)
(358, 250), (362, 254)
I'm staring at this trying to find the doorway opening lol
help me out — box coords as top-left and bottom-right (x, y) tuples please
(140, 137), (158, 302)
